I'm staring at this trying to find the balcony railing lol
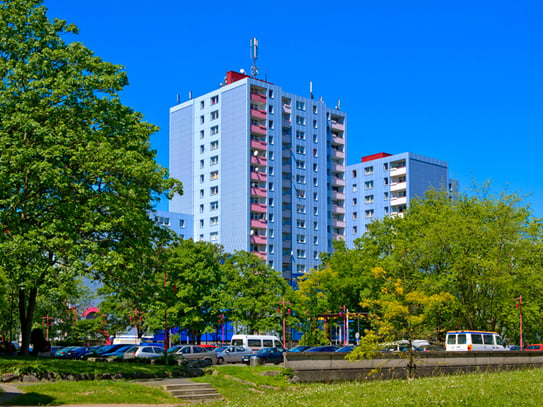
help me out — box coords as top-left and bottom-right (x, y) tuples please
(250, 123), (267, 135)
(331, 120), (345, 131)
(390, 196), (407, 206)
(332, 149), (345, 159)
(250, 187), (267, 198)
(332, 135), (345, 145)
(250, 138), (267, 151)
(332, 162), (345, 173)
(250, 218), (267, 229)
(250, 108), (267, 120)
(332, 233), (346, 241)
(332, 177), (345, 187)
(332, 219), (346, 228)
(390, 166), (407, 177)
(282, 104), (292, 114)
(250, 234), (267, 245)
(390, 181), (407, 192)
(250, 202), (267, 213)
(250, 155), (267, 166)
(250, 93), (266, 104)
(250, 171), (267, 182)
(332, 205), (346, 214)
(331, 191), (345, 200)
(252, 251), (267, 260)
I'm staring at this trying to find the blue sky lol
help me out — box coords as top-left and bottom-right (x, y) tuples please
(46, 0), (543, 216)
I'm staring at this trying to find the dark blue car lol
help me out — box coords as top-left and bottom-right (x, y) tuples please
(306, 346), (339, 352)
(241, 347), (285, 365)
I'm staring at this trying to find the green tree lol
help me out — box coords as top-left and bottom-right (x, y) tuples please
(222, 251), (293, 335)
(0, 0), (181, 354)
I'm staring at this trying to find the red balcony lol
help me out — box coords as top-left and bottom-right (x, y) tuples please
(250, 218), (267, 229)
(331, 191), (345, 200)
(250, 187), (267, 198)
(251, 108), (267, 120)
(250, 234), (267, 245)
(250, 202), (267, 213)
(250, 171), (267, 182)
(252, 250), (267, 260)
(250, 123), (267, 135)
(250, 155), (267, 166)
(250, 138), (267, 151)
(332, 134), (345, 145)
(250, 93), (267, 104)
(331, 120), (345, 131)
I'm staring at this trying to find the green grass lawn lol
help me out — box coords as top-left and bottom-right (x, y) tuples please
(2, 358), (543, 406)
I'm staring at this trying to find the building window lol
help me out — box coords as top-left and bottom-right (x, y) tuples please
(210, 171), (219, 180)
(268, 135), (274, 144)
(313, 251), (319, 260)
(384, 162), (388, 171)
(210, 216), (219, 225)
(200, 144), (205, 153)
(211, 126), (219, 135)
(210, 140), (219, 150)
(352, 169), (357, 178)
(365, 195), (374, 204)
(199, 234), (204, 241)
(268, 197), (274, 206)
(313, 105), (318, 114)
(296, 160), (305, 169)
(384, 177), (389, 185)
(313, 148), (318, 157)
(365, 180), (374, 190)
(313, 192), (318, 201)
(313, 134), (318, 143)
(179, 219), (185, 228)
(268, 245), (274, 254)
(155, 216), (170, 226)
(365, 209), (374, 218)
(200, 130), (205, 139)
(210, 155), (219, 165)
(296, 175), (306, 184)
(296, 234), (306, 243)
(353, 226), (358, 234)
(211, 110), (219, 120)
(313, 236), (319, 244)
(314, 221), (318, 231)
(296, 189), (305, 198)
(353, 212), (358, 220)
(313, 206), (318, 215)
(268, 213), (274, 222)
(297, 264), (306, 273)
(200, 159), (204, 169)
(296, 219), (306, 228)
(384, 206), (389, 214)
(210, 232), (218, 241)
(296, 115), (305, 125)
(211, 95), (219, 105)
(199, 219), (204, 227)
(384, 192), (389, 201)
(210, 201), (219, 211)
(268, 89), (274, 98)
(353, 184), (358, 192)
(268, 151), (274, 161)
(211, 186), (218, 195)
(353, 197), (358, 206)
(200, 115), (204, 124)
(268, 120), (274, 129)
(297, 249), (306, 258)
(268, 182), (274, 191)
(268, 166), (274, 175)
(199, 204), (204, 213)
(200, 100), (205, 109)
(313, 163), (318, 172)
(313, 120), (317, 129)
(365, 166), (374, 175)
(296, 145), (305, 154)
(269, 228), (274, 238)
(313, 177), (318, 186)
(199, 189), (204, 198)
(296, 101), (305, 110)
(268, 105), (274, 114)
(296, 130), (305, 140)
(296, 204), (306, 213)
(200, 174), (204, 183)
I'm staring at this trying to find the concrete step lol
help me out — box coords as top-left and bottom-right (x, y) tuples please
(163, 382), (222, 403)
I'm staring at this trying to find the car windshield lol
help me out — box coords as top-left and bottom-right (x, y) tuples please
(256, 348), (273, 354)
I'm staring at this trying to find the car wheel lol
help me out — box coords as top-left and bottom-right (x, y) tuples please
(260, 357), (266, 364)
(217, 356), (224, 365)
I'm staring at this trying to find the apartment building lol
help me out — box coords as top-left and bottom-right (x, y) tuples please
(345, 152), (455, 246)
(169, 71), (347, 281)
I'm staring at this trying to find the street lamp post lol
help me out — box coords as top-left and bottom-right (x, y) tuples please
(276, 298), (291, 346)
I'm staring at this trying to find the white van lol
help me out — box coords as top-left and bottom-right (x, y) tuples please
(230, 335), (283, 351)
(445, 331), (506, 351)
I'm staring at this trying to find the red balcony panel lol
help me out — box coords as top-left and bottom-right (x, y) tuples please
(250, 235), (267, 245)
(251, 108), (267, 120)
(250, 202), (267, 213)
(250, 93), (267, 104)
(250, 155), (267, 166)
(250, 123), (267, 135)
(250, 187), (267, 198)
(250, 139), (267, 150)
(250, 219), (267, 229)
(250, 172), (267, 182)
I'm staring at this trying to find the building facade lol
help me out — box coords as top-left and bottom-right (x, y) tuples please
(345, 152), (455, 247)
(169, 71), (347, 281)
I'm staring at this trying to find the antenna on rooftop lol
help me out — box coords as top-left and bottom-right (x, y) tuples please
(250, 37), (259, 78)
(310, 82), (314, 100)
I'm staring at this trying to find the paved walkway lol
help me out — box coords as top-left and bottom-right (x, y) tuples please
(0, 377), (196, 406)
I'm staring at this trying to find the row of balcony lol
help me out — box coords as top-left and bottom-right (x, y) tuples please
(251, 123), (267, 136)
(250, 138), (267, 151)
(250, 92), (266, 104)
(250, 108), (266, 120)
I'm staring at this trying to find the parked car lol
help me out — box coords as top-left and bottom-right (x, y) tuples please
(306, 346), (339, 352)
(215, 346), (253, 364)
(65, 346), (96, 359)
(102, 345), (132, 359)
(55, 346), (78, 358)
(508, 345), (523, 351)
(525, 344), (543, 351)
(336, 345), (355, 352)
(167, 345), (218, 364)
(241, 347), (285, 365)
(123, 345), (164, 359)
(288, 346), (312, 352)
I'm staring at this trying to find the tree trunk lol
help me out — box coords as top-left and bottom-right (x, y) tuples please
(18, 286), (37, 356)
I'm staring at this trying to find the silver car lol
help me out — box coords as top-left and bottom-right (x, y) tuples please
(123, 345), (164, 359)
(215, 346), (253, 364)
(167, 345), (218, 364)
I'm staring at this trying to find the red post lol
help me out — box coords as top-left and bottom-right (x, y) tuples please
(516, 296), (523, 350)
(42, 314), (54, 342)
